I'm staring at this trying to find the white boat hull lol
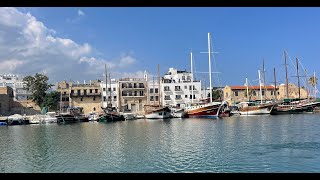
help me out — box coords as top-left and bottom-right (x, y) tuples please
(239, 107), (271, 115)
(145, 110), (171, 119)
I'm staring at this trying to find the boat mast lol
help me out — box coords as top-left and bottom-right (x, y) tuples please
(105, 64), (108, 108)
(246, 77), (249, 101)
(153, 76), (155, 105)
(208, 32), (212, 103)
(304, 69), (309, 99)
(296, 57), (301, 100)
(313, 71), (317, 100)
(158, 64), (161, 107)
(109, 73), (112, 107)
(274, 68), (277, 101)
(191, 50), (194, 104)
(258, 70), (263, 104)
(284, 50), (289, 98)
(262, 59), (267, 102)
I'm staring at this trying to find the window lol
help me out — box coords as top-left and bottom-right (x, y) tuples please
(95, 89), (98, 93)
(114, 96), (117, 101)
(64, 91), (66, 95)
(150, 96), (154, 101)
(190, 95), (192, 99)
(150, 89), (154, 93)
(71, 90), (74, 94)
(278, 92), (280, 95)
(93, 96), (96, 101)
(175, 86), (180, 91)
(113, 88), (116, 91)
(134, 91), (138, 96)
(176, 95), (181, 99)
(103, 96), (106, 101)
(80, 97), (83, 101)
(140, 91), (144, 96)
(139, 99), (142, 103)
(90, 89), (93, 93)
(84, 89), (87, 95)
(62, 97), (65, 101)
(262, 90), (265, 96)
(122, 91), (127, 96)
(108, 88), (111, 91)
(124, 99), (127, 104)
(128, 83), (132, 88)
(226, 92), (228, 97)
(271, 91), (274, 95)
(187, 76), (191, 81)
(253, 91), (257, 96)
(182, 76), (185, 80)
(155, 88), (158, 93)
(103, 88), (106, 91)
(139, 83), (144, 88)
(93, 107), (96, 111)
(185, 95), (188, 98)
(184, 86), (187, 89)
(165, 95), (170, 100)
(128, 91), (132, 96)
(66, 97), (69, 101)
(235, 91), (238, 96)
(155, 96), (159, 101)
(193, 95), (195, 99)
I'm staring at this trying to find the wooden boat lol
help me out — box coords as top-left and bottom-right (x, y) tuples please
(144, 105), (171, 119)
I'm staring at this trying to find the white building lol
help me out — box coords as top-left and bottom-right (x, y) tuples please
(147, 79), (160, 106)
(0, 74), (32, 101)
(100, 79), (118, 108)
(160, 68), (202, 108)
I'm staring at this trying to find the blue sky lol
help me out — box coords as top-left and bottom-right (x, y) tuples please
(1, 7), (319, 89)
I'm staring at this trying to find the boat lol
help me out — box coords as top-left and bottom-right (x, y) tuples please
(185, 33), (227, 118)
(98, 107), (125, 122)
(87, 112), (99, 121)
(30, 112), (58, 124)
(7, 114), (26, 125)
(144, 105), (171, 119)
(56, 107), (81, 124)
(170, 107), (187, 118)
(238, 101), (274, 115)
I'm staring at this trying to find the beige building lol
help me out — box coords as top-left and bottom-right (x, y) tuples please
(223, 83), (308, 106)
(0, 86), (14, 116)
(118, 78), (147, 115)
(56, 80), (102, 114)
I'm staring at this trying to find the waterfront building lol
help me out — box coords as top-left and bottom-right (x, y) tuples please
(223, 83), (308, 106)
(161, 68), (201, 108)
(100, 79), (118, 109)
(118, 77), (147, 115)
(0, 74), (32, 101)
(56, 80), (102, 114)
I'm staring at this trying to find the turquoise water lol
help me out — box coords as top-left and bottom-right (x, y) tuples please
(1, 114), (320, 173)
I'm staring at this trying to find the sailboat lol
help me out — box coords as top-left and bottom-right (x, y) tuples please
(98, 65), (125, 122)
(185, 32), (227, 118)
(271, 53), (313, 114)
(144, 64), (171, 119)
(238, 73), (274, 116)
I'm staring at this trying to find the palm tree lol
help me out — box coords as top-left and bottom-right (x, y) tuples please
(308, 76), (318, 87)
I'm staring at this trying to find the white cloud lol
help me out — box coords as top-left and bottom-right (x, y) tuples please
(78, 9), (85, 16)
(0, 7), (140, 83)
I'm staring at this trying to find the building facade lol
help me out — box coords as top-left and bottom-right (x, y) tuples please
(118, 78), (147, 115)
(0, 74), (32, 101)
(0, 86), (14, 116)
(56, 80), (102, 114)
(161, 68), (201, 108)
(100, 79), (118, 109)
(223, 83), (308, 106)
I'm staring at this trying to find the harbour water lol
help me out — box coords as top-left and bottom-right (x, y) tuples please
(1, 114), (320, 173)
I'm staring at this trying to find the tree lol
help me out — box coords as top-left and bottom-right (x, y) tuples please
(308, 76), (318, 88)
(208, 89), (223, 101)
(23, 73), (54, 107)
(42, 91), (60, 111)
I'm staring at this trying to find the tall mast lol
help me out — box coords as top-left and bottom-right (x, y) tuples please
(191, 50), (194, 103)
(105, 64), (108, 108)
(246, 78), (249, 101)
(262, 59), (267, 101)
(274, 68), (277, 101)
(109, 73), (112, 106)
(258, 70), (263, 104)
(314, 71), (317, 99)
(158, 64), (161, 107)
(304, 69), (309, 99)
(153, 76), (155, 105)
(60, 89), (62, 113)
(208, 32), (212, 103)
(296, 57), (301, 100)
(284, 50), (289, 98)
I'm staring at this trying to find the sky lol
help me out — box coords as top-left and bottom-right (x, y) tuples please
(0, 7), (319, 90)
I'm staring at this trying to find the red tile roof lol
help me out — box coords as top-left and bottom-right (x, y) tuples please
(229, 85), (277, 90)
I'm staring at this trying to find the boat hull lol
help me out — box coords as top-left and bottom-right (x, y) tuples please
(145, 110), (171, 119)
(186, 104), (220, 118)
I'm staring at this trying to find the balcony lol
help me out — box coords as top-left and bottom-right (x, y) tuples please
(174, 88), (182, 92)
(87, 92), (101, 96)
